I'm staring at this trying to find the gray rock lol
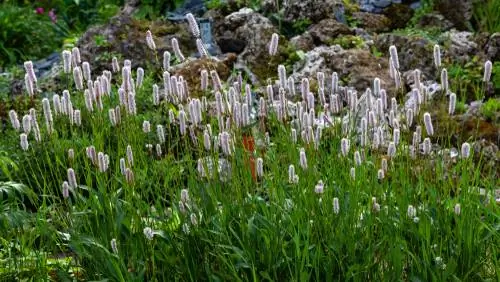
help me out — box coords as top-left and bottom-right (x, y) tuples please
(446, 30), (478, 63)
(219, 8), (278, 72)
(284, 0), (344, 24)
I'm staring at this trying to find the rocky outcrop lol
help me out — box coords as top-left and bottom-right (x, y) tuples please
(358, 0), (421, 14)
(284, 0), (344, 24)
(77, 13), (195, 73)
(374, 33), (435, 80)
(308, 19), (354, 45)
(352, 12), (391, 33)
(485, 33), (500, 62)
(292, 45), (394, 93)
(436, 0), (473, 31)
(215, 8), (280, 80)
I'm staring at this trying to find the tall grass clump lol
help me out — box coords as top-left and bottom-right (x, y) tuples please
(0, 12), (498, 281)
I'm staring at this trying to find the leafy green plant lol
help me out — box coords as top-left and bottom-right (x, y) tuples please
(329, 35), (365, 49)
(480, 98), (500, 121)
(291, 19), (312, 35)
(408, 0), (436, 27)
(0, 4), (60, 67)
(472, 0), (500, 33)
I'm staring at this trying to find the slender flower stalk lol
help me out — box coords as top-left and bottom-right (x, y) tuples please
(377, 169), (385, 180)
(157, 125), (165, 144)
(126, 145), (133, 166)
(62, 50), (72, 73)
(146, 30), (156, 50)
(186, 13), (200, 38)
(256, 158), (264, 179)
(73, 67), (83, 90)
(62, 181), (70, 199)
(110, 239), (118, 254)
(172, 38), (185, 62)
(441, 68), (448, 93)
(389, 45), (399, 70)
(461, 142), (470, 158)
(433, 45), (441, 69)
(136, 67), (144, 89)
(483, 60), (492, 82)
(314, 180), (324, 194)
(125, 168), (134, 184)
(423, 112), (434, 136)
(448, 92), (456, 115)
(67, 168), (77, 188)
(9, 110), (20, 131)
(20, 133), (29, 151)
(341, 138), (350, 157)
(269, 33), (279, 56)
(82, 61), (91, 81)
(333, 197), (340, 214)
(299, 148), (307, 170)
(423, 138), (432, 155)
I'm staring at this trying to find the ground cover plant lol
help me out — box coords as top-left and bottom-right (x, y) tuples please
(0, 12), (499, 281)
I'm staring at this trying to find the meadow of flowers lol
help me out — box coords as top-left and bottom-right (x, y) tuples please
(0, 13), (498, 281)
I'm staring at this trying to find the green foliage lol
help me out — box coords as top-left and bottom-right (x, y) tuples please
(480, 98), (500, 121)
(291, 19), (312, 35)
(0, 0), (124, 67)
(472, 0), (500, 33)
(0, 4), (60, 67)
(447, 57), (486, 101)
(408, 0), (435, 27)
(36, 0), (124, 30)
(391, 27), (442, 43)
(205, 0), (225, 10)
(329, 35), (365, 49)
(133, 0), (183, 20)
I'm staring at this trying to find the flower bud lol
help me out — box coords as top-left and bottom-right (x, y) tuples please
(62, 50), (72, 73)
(483, 60), (492, 82)
(67, 168), (77, 188)
(423, 112), (434, 136)
(186, 13), (200, 38)
(332, 197), (340, 214)
(146, 30), (156, 50)
(269, 33), (279, 56)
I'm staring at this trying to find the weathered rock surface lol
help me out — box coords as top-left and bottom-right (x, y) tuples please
(374, 33), (434, 80)
(416, 12), (454, 31)
(436, 0), (473, 31)
(292, 45), (394, 93)
(214, 8), (281, 80)
(289, 32), (315, 52)
(308, 19), (354, 45)
(485, 33), (500, 62)
(77, 12), (194, 73)
(352, 12), (391, 33)
(284, 0), (344, 24)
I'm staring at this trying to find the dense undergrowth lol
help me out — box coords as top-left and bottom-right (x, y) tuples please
(0, 4), (498, 282)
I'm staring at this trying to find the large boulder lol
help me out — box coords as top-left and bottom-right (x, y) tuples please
(292, 45), (395, 94)
(77, 12), (195, 73)
(214, 8), (279, 79)
(308, 19), (354, 45)
(436, 0), (473, 31)
(358, 0), (421, 14)
(374, 33), (435, 80)
(284, 0), (344, 24)
(351, 12), (391, 33)
(446, 30), (479, 64)
(485, 33), (500, 62)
